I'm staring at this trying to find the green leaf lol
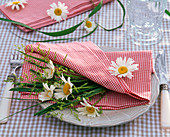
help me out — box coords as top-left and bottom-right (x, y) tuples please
(40, 22), (84, 37)
(0, 18), (36, 30)
(13, 23), (99, 42)
(165, 9), (170, 16)
(92, 92), (106, 106)
(73, 112), (81, 121)
(15, 82), (43, 88)
(63, 54), (68, 63)
(0, 17), (84, 37)
(10, 87), (42, 92)
(97, 0), (125, 31)
(17, 50), (48, 63)
(25, 60), (45, 69)
(5, 97), (38, 101)
(89, 0), (103, 18)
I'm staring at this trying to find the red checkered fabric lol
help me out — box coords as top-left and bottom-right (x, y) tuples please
(20, 41), (153, 109)
(0, 0), (111, 32)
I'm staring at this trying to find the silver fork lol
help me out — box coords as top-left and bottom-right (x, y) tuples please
(0, 49), (23, 123)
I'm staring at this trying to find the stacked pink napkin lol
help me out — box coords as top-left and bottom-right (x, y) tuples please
(0, 0), (111, 32)
(20, 41), (153, 110)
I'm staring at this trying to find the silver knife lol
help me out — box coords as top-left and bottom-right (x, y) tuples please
(155, 50), (170, 128)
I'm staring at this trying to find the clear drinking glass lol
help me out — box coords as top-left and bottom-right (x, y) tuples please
(127, 0), (167, 45)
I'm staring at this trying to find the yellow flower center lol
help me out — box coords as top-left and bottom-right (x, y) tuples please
(85, 21), (92, 28)
(51, 69), (53, 75)
(86, 106), (95, 113)
(54, 8), (62, 16)
(118, 66), (128, 74)
(63, 83), (71, 95)
(12, 1), (20, 4)
(46, 90), (51, 98)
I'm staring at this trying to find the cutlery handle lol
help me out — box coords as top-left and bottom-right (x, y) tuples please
(160, 84), (170, 128)
(0, 82), (13, 123)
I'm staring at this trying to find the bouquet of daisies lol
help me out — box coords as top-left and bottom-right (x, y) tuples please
(8, 49), (106, 120)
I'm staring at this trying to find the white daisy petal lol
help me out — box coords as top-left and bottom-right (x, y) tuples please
(61, 13), (67, 20)
(122, 57), (126, 66)
(44, 60), (55, 79)
(11, 4), (15, 10)
(5, 2), (13, 7)
(38, 83), (54, 102)
(116, 57), (121, 66)
(43, 83), (50, 91)
(109, 67), (117, 71)
(67, 77), (71, 83)
(54, 92), (67, 99)
(20, 4), (25, 8)
(77, 107), (86, 111)
(56, 16), (62, 22)
(128, 64), (139, 71)
(111, 61), (118, 68)
(117, 74), (123, 77)
(54, 89), (62, 92)
(80, 102), (86, 106)
(126, 58), (134, 65)
(58, 1), (62, 7)
(69, 89), (72, 93)
(50, 3), (57, 9)
(127, 73), (133, 79)
(82, 97), (89, 106)
(60, 74), (67, 83)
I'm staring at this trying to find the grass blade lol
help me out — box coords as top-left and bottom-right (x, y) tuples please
(97, 0), (125, 31)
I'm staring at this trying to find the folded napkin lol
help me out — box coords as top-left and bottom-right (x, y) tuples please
(0, 0), (111, 32)
(20, 41), (153, 110)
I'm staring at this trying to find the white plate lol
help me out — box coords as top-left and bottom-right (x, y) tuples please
(41, 47), (159, 127)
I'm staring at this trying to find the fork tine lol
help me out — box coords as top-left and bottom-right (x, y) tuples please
(10, 46), (24, 65)
(11, 49), (14, 60)
(14, 50), (18, 60)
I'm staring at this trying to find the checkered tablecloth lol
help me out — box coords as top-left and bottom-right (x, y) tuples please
(0, 0), (170, 136)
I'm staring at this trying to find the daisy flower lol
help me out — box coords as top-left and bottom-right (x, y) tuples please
(38, 83), (55, 102)
(44, 60), (55, 79)
(77, 98), (100, 118)
(5, 0), (27, 10)
(84, 17), (96, 33)
(109, 57), (139, 79)
(54, 74), (73, 100)
(47, 2), (69, 22)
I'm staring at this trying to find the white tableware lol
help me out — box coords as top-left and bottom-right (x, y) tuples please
(0, 50), (22, 123)
(155, 50), (170, 128)
(41, 47), (159, 127)
(127, 0), (167, 45)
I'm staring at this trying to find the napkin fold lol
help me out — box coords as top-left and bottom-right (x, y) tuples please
(0, 0), (111, 32)
(20, 41), (153, 110)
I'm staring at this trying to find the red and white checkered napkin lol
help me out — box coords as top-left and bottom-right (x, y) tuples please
(0, 0), (111, 32)
(20, 41), (153, 110)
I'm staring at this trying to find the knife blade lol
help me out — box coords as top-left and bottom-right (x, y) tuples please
(155, 50), (170, 128)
